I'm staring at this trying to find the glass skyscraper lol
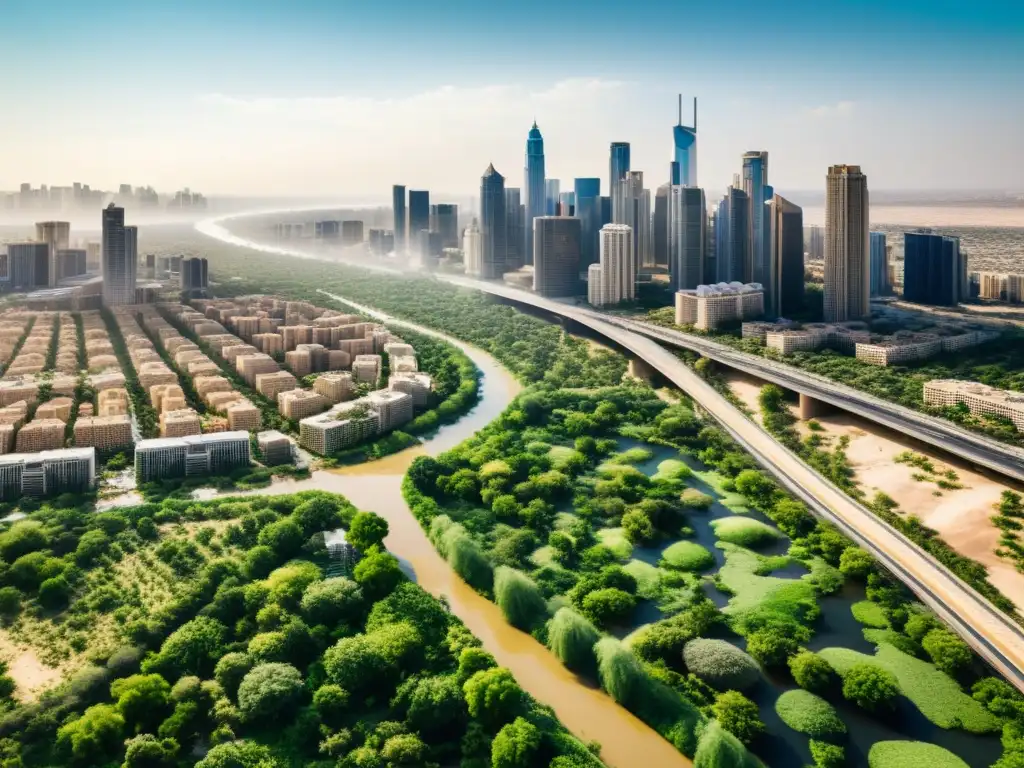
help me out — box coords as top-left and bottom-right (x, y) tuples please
(574, 178), (601, 267)
(672, 96), (698, 187)
(505, 188), (524, 271)
(768, 194), (805, 318)
(903, 231), (965, 306)
(742, 151), (769, 288)
(524, 122), (546, 265)
(480, 164), (507, 279)
(668, 185), (705, 291)
(544, 179), (560, 216)
(392, 185), (406, 252)
(430, 203), (459, 249)
(609, 142), (630, 194)
(869, 232), (889, 296)
(408, 190), (430, 246)
(714, 187), (750, 284)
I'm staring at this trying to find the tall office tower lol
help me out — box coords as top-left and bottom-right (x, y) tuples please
(824, 165), (870, 322)
(102, 204), (137, 306)
(558, 191), (575, 215)
(653, 184), (670, 268)
(600, 196), (612, 229)
(612, 171), (651, 270)
(503, 188), (524, 271)
(430, 203), (459, 249)
(574, 178), (601, 266)
(767, 194), (805, 318)
(408, 191), (430, 244)
(35, 221), (70, 286)
(903, 231), (966, 306)
(869, 232), (889, 297)
(524, 122), (546, 265)
(392, 185), (407, 252)
(668, 186), (706, 291)
(181, 257), (209, 293)
(480, 164), (507, 279)
(671, 95), (698, 186)
(588, 224), (634, 306)
(6, 243), (49, 290)
(704, 207), (717, 284)
(463, 219), (482, 277)
(714, 187), (750, 283)
(741, 151), (769, 288)
(544, 179), (560, 216)
(609, 142), (630, 193)
(805, 225), (825, 260)
(532, 216), (582, 298)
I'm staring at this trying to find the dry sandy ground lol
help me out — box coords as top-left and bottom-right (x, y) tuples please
(724, 370), (1024, 612)
(0, 629), (65, 702)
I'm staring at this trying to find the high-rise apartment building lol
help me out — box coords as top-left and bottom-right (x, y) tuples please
(504, 189), (524, 270)
(588, 224), (634, 307)
(35, 221), (70, 286)
(181, 258), (209, 293)
(544, 179), (560, 216)
(430, 204), (459, 249)
(408, 191), (430, 243)
(574, 178), (601, 267)
(463, 219), (482, 277)
(524, 122), (546, 264)
(805, 225), (824, 260)
(4, 243), (50, 290)
(480, 164), (507, 279)
(609, 142), (630, 194)
(102, 204), (137, 306)
(532, 216), (581, 298)
(672, 96), (698, 187)
(392, 185), (406, 252)
(668, 186), (706, 291)
(824, 165), (870, 322)
(767, 194), (805, 318)
(613, 171), (651, 270)
(869, 232), (889, 297)
(653, 184), (670, 268)
(714, 187), (750, 284)
(741, 151), (770, 289)
(903, 231), (966, 307)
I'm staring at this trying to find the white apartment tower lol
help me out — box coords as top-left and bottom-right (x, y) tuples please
(463, 219), (482, 277)
(612, 171), (652, 271)
(824, 165), (870, 322)
(588, 224), (634, 307)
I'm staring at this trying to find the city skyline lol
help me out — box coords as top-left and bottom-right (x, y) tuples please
(2, 0), (1021, 196)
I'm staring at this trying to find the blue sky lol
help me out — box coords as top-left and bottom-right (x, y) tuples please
(3, 0), (1022, 197)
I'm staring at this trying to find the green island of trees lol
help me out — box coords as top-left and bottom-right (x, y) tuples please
(0, 492), (604, 767)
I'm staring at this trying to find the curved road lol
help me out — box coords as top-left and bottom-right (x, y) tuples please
(197, 213), (1024, 692)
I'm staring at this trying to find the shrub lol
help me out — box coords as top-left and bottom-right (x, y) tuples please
(921, 628), (973, 677)
(0, 586), (20, 616)
(194, 740), (280, 768)
(595, 637), (647, 707)
(622, 508), (654, 544)
(300, 577), (364, 627)
(867, 740), (969, 768)
(810, 740), (845, 768)
(710, 517), (781, 548)
(347, 511), (389, 553)
(56, 703), (125, 764)
(547, 608), (600, 675)
(491, 717), (541, 768)
(746, 628), (799, 668)
(323, 622), (422, 694)
(313, 683), (349, 724)
(683, 639), (760, 691)
(712, 691), (764, 744)
(448, 535), (494, 592)
(38, 575), (71, 609)
(493, 567), (548, 631)
(842, 664), (899, 714)
(147, 616), (227, 678)
(788, 651), (836, 693)
(110, 673), (171, 730)
(353, 549), (404, 599)
(581, 587), (636, 629)
(236, 663), (304, 722)
(693, 720), (752, 768)
(660, 540), (715, 572)
(774, 690), (846, 737)
(403, 674), (466, 737)
(214, 653), (253, 699)
(381, 733), (426, 765)
(463, 667), (525, 727)
(122, 733), (177, 767)
(904, 612), (939, 643)
(680, 488), (714, 510)
(839, 547), (875, 579)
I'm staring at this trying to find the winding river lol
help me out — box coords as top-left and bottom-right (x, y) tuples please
(186, 226), (695, 768)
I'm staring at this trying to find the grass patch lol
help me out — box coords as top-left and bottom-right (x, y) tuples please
(711, 517), (782, 549)
(547, 445), (576, 469)
(596, 527), (634, 560)
(603, 447), (655, 466)
(660, 541), (715, 572)
(775, 689), (846, 738)
(623, 559), (663, 599)
(530, 545), (561, 569)
(818, 644), (1001, 733)
(693, 470), (750, 513)
(653, 459), (691, 482)
(554, 512), (581, 532)
(867, 741), (969, 768)
(715, 543), (818, 628)
(851, 600), (889, 629)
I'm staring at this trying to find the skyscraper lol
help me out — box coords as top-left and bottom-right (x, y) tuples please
(408, 191), (430, 246)
(102, 204), (136, 306)
(504, 188), (524, 270)
(392, 185), (406, 252)
(672, 96), (698, 187)
(35, 221), (70, 287)
(609, 142), (630, 193)
(430, 203), (459, 249)
(613, 171), (651, 270)
(668, 186), (706, 291)
(463, 219), (482, 277)
(588, 224), (634, 307)
(741, 151), (769, 288)
(544, 179), (560, 216)
(869, 232), (889, 297)
(5, 243), (49, 290)
(824, 165), (869, 322)
(903, 231), (966, 306)
(768, 194), (805, 318)
(479, 164), (507, 280)
(714, 187), (750, 284)
(524, 122), (546, 265)
(574, 178), (601, 267)
(653, 184), (670, 268)
(532, 216), (581, 298)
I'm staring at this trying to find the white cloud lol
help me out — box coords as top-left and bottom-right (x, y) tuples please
(805, 101), (856, 118)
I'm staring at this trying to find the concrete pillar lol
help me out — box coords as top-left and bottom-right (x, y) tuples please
(798, 392), (833, 420)
(628, 358), (654, 382)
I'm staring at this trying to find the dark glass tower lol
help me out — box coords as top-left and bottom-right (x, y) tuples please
(574, 178), (601, 267)
(524, 122), (546, 265)
(504, 188), (524, 270)
(480, 164), (507, 279)
(769, 194), (805, 318)
(609, 142), (630, 193)
(408, 190), (430, 246)
(903, 231), (964, 306)
(392, 185), (406, 252)
(672, 96), (698, 186)
(430, 203), (459, 249)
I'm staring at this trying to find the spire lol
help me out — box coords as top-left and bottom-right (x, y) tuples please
(678, 94), (682, 126)
(693, 97), (697, 131)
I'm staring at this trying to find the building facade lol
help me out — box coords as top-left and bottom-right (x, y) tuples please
(714, 187), (750, 284)
(392, 185), (406, 252)
(479, 165), (507, 279)
(463, 219), (482, 277)
(408, 190), (430, 246)
(869, 232), (889, 297)
(672, 96), (698, 187)
(504, 189), (524, 271)
(588, 224), (633, 307)
(675, 282), (765, 330)
(824, 165), (870, 322)
(741, 151), (769, 288)
(574, 178), (602, 267)
(613, 171), (651, 271)
(430, 204), (459, 249)
(102, 204), (136, 305)
(609, 142), (630, 195)
(903, 231), (966, 306)
(668, 185), (706, 292)
(524, 123), (546, 265)
(768, 194), (805, 318)
(532, 217), (582, 298)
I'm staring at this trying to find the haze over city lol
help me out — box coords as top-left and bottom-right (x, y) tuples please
(3, 0), (1023, 198)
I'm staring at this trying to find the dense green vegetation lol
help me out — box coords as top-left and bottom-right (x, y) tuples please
(0, 492), (604, 767)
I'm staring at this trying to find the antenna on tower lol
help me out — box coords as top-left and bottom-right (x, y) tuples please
(677, 94), (682, 126)
(693, 97), (697, 131)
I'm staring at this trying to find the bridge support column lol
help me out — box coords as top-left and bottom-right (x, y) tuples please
(628, 358), (654, 383)
(799, 393), (833, 420)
